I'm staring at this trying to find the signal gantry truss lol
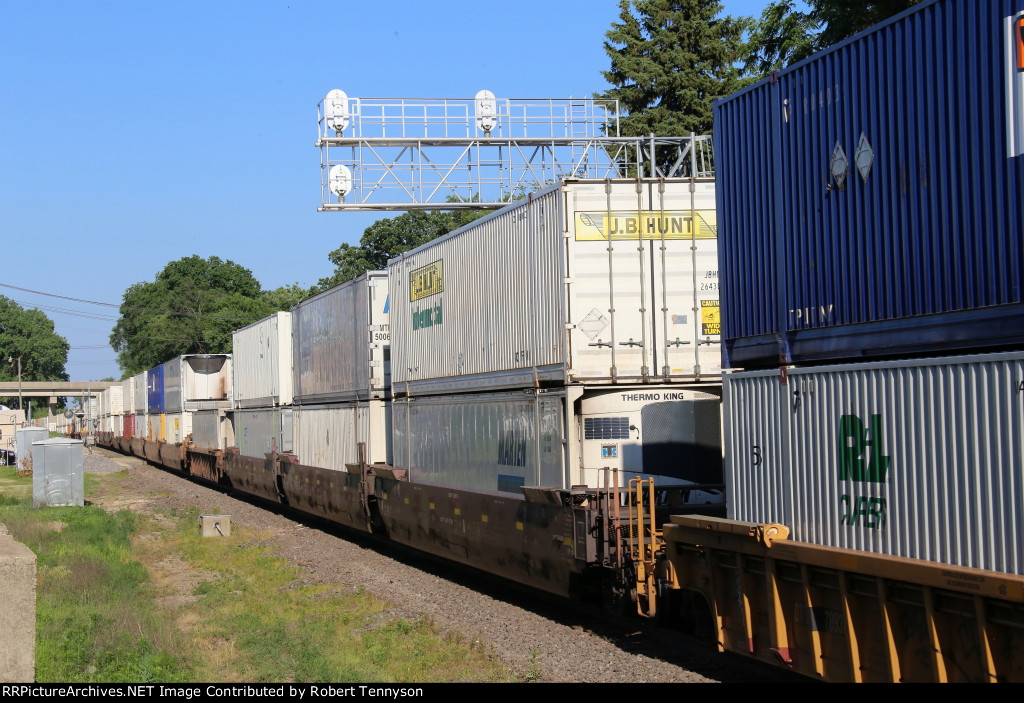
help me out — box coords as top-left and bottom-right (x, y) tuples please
(317, 91), (714, 211)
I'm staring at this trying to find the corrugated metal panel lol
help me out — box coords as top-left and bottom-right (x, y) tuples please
(233, 407), (293, 458)
(132, 372), (147, 414)
(133, 413), (147, 439)
(191, 410), (232, 451)
(292, 400), (389, 469)
(716, 0), (1024, 368)
(106, 386), (123, 416)
(147, 366), (164, 414)
(163, 413), (192, 444)
(31, 438), (84, 507)
(123, 414), (135, 440)
(163, 358), (183, 413)
(292, 272), (390, 402)
(725, 352), (1024, 574)
(392, 390), (566, 494)
(389, 178), (721, 395)
(232, 311), (293, 407)
(121, 377), (135, 414)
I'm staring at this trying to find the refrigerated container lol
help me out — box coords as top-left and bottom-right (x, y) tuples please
(392, 385), (724, 498)
(163, 354), (232, 412)
(389, 178), (721, 395)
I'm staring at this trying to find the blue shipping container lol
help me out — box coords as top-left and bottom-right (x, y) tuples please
(147, 364), (165, 414)
(715, 0), (1024, 368)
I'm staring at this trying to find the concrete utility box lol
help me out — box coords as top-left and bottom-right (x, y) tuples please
(0, 524), (36, 682)
(199, 514), (231, 537)
(31, 438), (84, 508)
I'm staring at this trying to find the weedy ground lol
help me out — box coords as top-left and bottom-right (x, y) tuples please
(0, 466), (515, 683)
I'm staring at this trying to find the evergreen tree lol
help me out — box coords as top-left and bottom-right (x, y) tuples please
(598, 0), (749, 138)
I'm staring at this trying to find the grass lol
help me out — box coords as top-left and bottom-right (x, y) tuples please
(0, 466), (516, 683)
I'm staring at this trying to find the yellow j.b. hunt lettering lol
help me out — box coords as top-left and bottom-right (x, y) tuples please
(575, 210), (717, 240)
(409, 260), (443, 302)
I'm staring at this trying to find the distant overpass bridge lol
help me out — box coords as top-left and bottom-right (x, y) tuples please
(0, 381), (120, 417)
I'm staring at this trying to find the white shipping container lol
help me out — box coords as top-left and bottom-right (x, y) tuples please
(98, 386), (123, 417)
(134, 413), (148, 439)
(389, 179), (720, 395)
(724, 351), (1024, 575)
(393, 385), (724, 498)
(132, 372), (147, 414)
(292, 401), (390, 470)
(191, 410), (233, 451)
(164, 355), (233, 412)
(122, 376), (135, 415)
(232, 311), (294, 407)
(292, 272), (390, 403)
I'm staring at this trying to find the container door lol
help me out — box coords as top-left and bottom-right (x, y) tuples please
(566, 180), (720, 383)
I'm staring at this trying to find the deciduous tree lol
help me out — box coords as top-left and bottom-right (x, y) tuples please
(110, 256), (274, 376)
(0, 296), (70, 409)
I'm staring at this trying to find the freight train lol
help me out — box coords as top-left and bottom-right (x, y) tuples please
(87, 0), (1024, 683)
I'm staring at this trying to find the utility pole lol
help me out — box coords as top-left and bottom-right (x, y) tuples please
(7, 356), (22, 426)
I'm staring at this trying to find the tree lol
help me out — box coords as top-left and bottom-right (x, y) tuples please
(261, 283), (311, 311)
(315, 209), (489, 292)
(110, 256), (274, 376)
(744, 0), (922, 77)
(0, 296), (70, 409)
(598, 0), (749, 140)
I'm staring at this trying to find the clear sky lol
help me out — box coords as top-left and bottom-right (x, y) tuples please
(1, 0), (772, 382)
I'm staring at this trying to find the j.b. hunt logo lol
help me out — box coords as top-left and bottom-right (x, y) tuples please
(837, 413), (890, 530)
(411, 297), (443, 331)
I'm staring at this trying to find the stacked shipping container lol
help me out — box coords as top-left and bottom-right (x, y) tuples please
(715, 0), (1024, 573)
(388, 178), (725, 497)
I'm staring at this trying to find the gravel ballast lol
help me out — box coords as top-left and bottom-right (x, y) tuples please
(82, 447), (782, 683)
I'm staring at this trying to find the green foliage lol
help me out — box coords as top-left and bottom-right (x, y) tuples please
(0, 296), (70, 408)
(261, 282), (312, 311)
(598, 0), (749, 140)
(109, 256), (274, 376)
(315, 209), (489, 292)
(744, 0), (922, 77)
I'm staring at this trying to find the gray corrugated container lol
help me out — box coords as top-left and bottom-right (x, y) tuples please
(163, 355), (233, 412)
(393, 385), (725, 498)
(132, 372), (147, 414)
(133, 413), (148, 439)
(233, 407), (293, 458)
(389, 178), (720, 395)
(191, 409), (233, 451)
(715, 0), (1024, 368)
(232, 311), (293, 407)
(291, 400), (390, 470)
(292, 272), (390, 403)
(31, 438), (84, 508)
(724, 351), (1024, 575)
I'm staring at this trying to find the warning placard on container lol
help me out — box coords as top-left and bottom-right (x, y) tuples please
(409, 260), (444, 302)
(701, 300), (721, 336)
(575, 210), (717, 240)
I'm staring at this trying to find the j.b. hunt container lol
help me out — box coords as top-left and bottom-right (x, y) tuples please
(715, 0), (1024, 368)
(389, 178), (720, 395)
(391, 385), (723, 498)
(723, 351), (1024, 575)
(232, 311), (293, 408)
(292, 272), (390, 403)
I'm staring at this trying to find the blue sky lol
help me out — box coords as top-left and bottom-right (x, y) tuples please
(1, 0), (774, 382)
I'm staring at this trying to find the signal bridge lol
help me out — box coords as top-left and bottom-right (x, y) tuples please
(317, 91), (714, 211)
